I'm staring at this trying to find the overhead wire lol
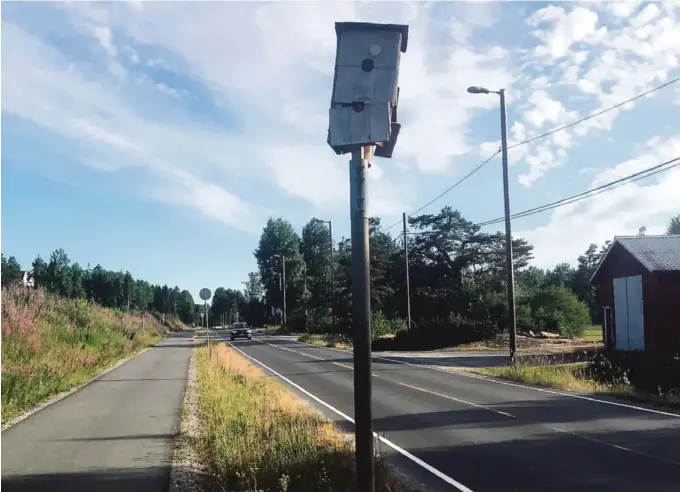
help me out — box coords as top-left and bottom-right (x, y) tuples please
(402, 156), (680, 236)
(508, 75), (680, 150)
(475, 156), (680, 227)
(383, 149), (501, 232)
(384, 75), (680, 231)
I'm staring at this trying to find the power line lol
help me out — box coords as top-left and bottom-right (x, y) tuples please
(403, 156), (680, 236)
(508, 75), (680, 150)
(476, 156), (680, 227)
(384, 149), (501, 232)
(384, 76), (680, 232)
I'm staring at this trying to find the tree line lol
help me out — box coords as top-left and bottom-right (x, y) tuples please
(0, 249), (268, 329)
(1, 249), (197, 325)
(248, 211), (680, 348)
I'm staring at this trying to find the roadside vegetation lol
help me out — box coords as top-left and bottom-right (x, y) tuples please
(477, 351), (680, 409)
(193, 343), (414, 492)
(1, 285), (166, 423)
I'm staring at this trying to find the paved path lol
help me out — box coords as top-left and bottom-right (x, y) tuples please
(1, 333), (194, 492)
(215, 331), (680, 492)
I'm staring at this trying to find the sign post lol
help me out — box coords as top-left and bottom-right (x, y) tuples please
(327, 21), (408, 492)
(199, 288), (212, 347)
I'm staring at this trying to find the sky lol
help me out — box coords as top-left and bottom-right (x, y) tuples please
(2, 1), (680, 301)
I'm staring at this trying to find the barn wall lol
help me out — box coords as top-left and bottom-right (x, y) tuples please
(643, 272), (680, 353)
(592, 243), (648, 350)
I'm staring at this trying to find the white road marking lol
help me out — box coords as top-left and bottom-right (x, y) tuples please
(397, 382), (516, 419)
(221, 335), (475, 492)
(220, 332), (680, 467)
(550, 426), (680, 467)
(264, 334), (680, 419)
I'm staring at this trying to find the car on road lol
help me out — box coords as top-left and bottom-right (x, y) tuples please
(230, 322), (252, 341)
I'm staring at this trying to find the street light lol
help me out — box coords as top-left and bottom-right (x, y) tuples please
(272, 254), (287, 328)
(467, 85), (517, 361)
(317, 219), (335, 332)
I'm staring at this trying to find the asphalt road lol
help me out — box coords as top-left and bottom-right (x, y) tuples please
(216, 331), (680, 492)
(1, 332), (194, 492)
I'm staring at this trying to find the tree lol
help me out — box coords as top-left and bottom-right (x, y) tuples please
(31, 256), (48, 288)
(254, 217), (304, 325)
(667, 214), (680, 235)
(177, 290), (195, 324)
(300, 218), (333, 310)
(1, 254), (23, 286)
(529, 285), (591, 337)
(47, 248), (73, 298)
(638, 225), (647, 236)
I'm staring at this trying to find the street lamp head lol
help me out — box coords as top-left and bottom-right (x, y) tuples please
(467, 86), (490, 94)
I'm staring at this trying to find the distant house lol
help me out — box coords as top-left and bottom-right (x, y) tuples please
(590, 235), (680, 353)
(21, 271), (35, 289)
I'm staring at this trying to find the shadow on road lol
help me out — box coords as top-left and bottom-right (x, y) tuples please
(2, 467), (172, 492)
(46, 433), (176, 443)
(327, 414), (680, 492)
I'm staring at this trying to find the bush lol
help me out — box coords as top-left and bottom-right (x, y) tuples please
(377, 314), (497, 351)
(371, 311), (403, 340)
(586, 350), (680, 395)
(529, 285), (591, 337)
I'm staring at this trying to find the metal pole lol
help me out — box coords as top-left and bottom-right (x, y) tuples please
(304, 262), (309, 333)
(402, 212), (412, 330)
(350, 148), (374, 492)
(328, 221), (335, 333)
(204, 300), (209, 347)
(499, 89), (517, 361)
(281, 255), (287, 328)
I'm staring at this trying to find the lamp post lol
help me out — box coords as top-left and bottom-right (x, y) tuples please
(467, 85), (517, 361)
(272, 254), (287, 328)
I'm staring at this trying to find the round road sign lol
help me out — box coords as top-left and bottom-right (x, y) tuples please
(199, 288), (212, 300)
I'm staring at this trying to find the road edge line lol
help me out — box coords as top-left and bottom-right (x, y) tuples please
(225, 339), (475, 492)
(2, 344), (156, 432)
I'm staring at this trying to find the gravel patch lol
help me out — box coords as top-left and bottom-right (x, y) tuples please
(169, 351), (211, 492)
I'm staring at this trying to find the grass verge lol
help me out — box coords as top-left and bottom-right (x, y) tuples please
(1, 286), (166, 423)
(298, 333), (352, 350)
(475, 362), (680, 410)
(194, 343), (414, 491)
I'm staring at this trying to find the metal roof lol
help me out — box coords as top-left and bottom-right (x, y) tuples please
(617, 235), (680, 272)
(590, 235), (680, 283)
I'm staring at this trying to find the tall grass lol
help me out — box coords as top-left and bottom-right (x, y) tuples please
(479, 359), (680, 409)
(195, 344), (413, 492)
(1, 286), (166, 423)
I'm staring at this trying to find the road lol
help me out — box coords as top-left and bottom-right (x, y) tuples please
(1, 332), (194, 492)
(215, 331), (680, 492)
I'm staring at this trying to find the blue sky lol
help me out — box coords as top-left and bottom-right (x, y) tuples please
(2, 1), (680, 301)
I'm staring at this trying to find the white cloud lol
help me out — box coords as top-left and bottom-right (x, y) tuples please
(512, 3), (680, 189)
(2, 21), (261, 231)
(92, 25), (117, 57)
(528, 6), (600, 60)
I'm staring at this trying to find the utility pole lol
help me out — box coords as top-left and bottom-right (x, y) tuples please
(328, 220), (335, 333)
(402, 212), (412, 330)
(350, 147), (374, 492)
(281, 255), (287, 327)
(499, 89), (517, 361)
(467, 85), (517, 361)
(273, 254), (288, 328)
(303, 262), (309, 333)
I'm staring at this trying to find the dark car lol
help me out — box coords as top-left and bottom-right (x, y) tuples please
(230, 322), (252, 341)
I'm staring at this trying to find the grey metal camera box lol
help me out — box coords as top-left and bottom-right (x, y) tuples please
(328, 22), (408, 156)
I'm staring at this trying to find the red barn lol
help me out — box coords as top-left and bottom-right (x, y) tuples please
(590, 235), (680, 353)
